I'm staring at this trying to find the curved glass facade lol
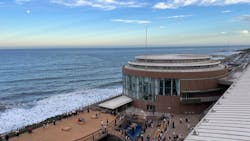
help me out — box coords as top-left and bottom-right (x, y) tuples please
(123, 74), (180, 101)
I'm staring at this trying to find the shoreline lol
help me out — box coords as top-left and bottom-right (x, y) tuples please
(1, 47), (250, 139)
(0, 94), (122, 139)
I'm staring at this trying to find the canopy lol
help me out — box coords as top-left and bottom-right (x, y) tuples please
(98, 95), (133, 110)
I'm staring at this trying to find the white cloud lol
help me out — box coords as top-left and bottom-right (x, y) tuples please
(240, 30), (249, 35)
(220, 32), (227, 34)
(99, 0), (115, 3)
(240, 15), (250, 23)
(224, 0), (250, 5)
(112, 19), (151, 24)
(167, 15), (192, 19)
(51, 0), (91, 7)
(153, 0), (199, 9)
(153, 0), (250, 9)
(26, 9), (31, 14)
(222, 10), (232, 13)
(51, 0), (146, 10)
(16, 0), (31, 4)
(153, 2), (174, 9)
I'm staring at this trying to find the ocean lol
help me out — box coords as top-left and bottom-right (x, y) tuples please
(0, 46), (247, 134)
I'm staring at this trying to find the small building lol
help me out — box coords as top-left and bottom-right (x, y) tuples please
(122, 54), (227, 114)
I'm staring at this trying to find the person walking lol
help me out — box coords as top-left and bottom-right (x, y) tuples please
(140, 131), (144, 141)
(146, 134), (150, 141)
(15, 130), (20, 136)
(5, 135), (9, 141)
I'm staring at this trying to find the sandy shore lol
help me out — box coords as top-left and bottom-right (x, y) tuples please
(10, 110), (115, 141)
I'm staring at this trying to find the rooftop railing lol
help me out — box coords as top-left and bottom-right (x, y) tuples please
(180, 96), (220, 104)
(74, 116), (126, 141)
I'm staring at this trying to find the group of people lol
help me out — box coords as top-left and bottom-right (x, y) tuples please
(140, 133), (150, 141)
(0, 134), (8, 141)
(155, 115), (171, 141)
(139, 113), (193, 141)
(0, 128), (25, 141)
(167, 115), (191, 141)
(100, 119), (109, 134)
(0, 129), (19, 141)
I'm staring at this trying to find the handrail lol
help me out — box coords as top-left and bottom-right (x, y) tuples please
(182, 88), (221, 93)
(180, 96), (220, 104)
(74, 117), (126, 141)
(74, 129), (102, 141)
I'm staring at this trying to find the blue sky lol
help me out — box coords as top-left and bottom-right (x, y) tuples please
(0, 0), (249, 48)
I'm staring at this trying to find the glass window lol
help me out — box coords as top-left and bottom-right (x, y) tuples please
(138, 77), (143, 99)
(165, 79), (171, 96)
(143, 77), (148, 95)
(147, 78), (153, 101)
(172, 79), (177, 96)
(146, 105), (155, 112)
(159, 79), (164, 95)
(122, 74), (125, 94)
(131, 76), (136, 94)
(175, 79), (180, 96)
(123, 75), (178, 100)
(151, 78), (155, 101)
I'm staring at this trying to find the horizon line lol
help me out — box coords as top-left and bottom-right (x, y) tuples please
(0, 44), (250, 50)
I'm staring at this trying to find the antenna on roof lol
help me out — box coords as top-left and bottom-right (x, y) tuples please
(145, 24), (148, 69)
(145, 25), (148, 49)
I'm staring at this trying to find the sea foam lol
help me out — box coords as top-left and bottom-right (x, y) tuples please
(0, 87), (121, 134)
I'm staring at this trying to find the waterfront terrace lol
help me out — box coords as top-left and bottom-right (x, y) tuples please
(9, 110), (115, 141)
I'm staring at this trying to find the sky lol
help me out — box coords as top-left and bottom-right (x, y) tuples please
(0, 0), (249, 48)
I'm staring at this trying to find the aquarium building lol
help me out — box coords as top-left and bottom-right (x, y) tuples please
(122, 54), (227, 114)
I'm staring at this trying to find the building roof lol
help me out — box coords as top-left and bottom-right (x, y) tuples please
(136, 54), (210, 61)
(124, 65), (225, 72)
(125, 54), (225, 72)
(98, 95), (133, 110)
(128, 60), (220, 67)
(185, 65), (250, 141)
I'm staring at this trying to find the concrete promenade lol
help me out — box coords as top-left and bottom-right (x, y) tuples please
(10, 110), (115, 141)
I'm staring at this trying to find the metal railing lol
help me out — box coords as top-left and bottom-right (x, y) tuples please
(74, 117), (126, 141)
(180, 96), (220, 104)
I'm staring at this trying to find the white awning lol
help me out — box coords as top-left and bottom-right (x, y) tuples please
(98, 95), (133, 110)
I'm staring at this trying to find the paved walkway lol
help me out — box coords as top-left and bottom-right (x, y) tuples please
(141, 114), (200, 141)
(10, 110), (115, 141)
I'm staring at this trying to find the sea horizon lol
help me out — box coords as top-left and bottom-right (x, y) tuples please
(0, 46), (249, 134)
(0, 45), (250, 50)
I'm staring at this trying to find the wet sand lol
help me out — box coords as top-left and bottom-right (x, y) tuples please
(10, 110), (115, 141)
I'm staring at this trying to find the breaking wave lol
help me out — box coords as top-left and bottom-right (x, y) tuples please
(0, 87), (122, 134)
